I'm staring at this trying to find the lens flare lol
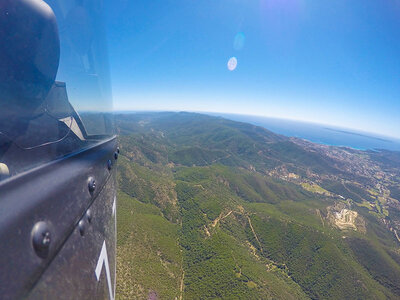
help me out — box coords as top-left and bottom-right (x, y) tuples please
(227, 57), (237, 71)
(234, 32), (246, 51)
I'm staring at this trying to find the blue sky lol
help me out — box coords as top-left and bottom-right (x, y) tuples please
(105, 0), (400, 138)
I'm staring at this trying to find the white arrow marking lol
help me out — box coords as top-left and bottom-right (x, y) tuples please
(112, 195), (117, 299)
(112, 196), (116, 216)
(95, 240), (114, 300)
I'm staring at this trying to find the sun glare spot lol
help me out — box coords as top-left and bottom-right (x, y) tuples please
(227, 57), (238, 71)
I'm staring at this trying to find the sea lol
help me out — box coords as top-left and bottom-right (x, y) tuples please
(209, 113), (400, 152)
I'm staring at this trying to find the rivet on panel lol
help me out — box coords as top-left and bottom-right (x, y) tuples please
(88, 177), (96, 193)
(86, 209), (92, 223)
(32, 221), (51, 259)
(79, 220), (86, 236)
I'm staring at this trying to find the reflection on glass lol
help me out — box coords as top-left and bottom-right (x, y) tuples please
(0, 0), (114, 181)
(47, 0), (114, 135)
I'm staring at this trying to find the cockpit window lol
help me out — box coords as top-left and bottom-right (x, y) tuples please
(48, 0), (114, 136)
(0, 0), (113, 181)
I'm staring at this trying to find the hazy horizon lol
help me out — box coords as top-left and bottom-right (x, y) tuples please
(114, 109), (400, 141)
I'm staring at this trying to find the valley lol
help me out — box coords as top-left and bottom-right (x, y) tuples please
(115, 112), (400, 299)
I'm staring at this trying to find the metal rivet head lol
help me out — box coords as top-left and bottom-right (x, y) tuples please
(86, 209), (92, 223)
(88, 177), (96, 193)
(78, 220), (86, 236)
(107, 159), (112, 170)
(114, 151), (119, 160)
(32, 221), (51, 259)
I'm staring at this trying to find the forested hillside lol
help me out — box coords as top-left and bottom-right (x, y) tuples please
(115, 112), (400, 299)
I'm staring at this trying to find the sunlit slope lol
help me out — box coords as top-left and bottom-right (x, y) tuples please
(116, 112), (400, 299)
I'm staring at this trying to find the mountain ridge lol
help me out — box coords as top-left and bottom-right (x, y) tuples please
(116, 112), (400, 299)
